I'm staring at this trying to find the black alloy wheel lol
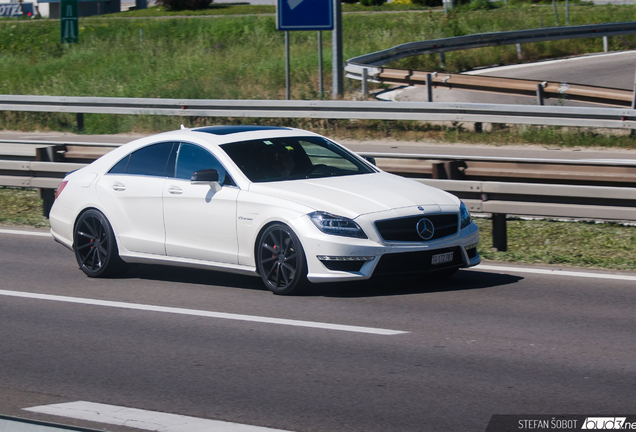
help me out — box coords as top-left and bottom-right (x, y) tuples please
(73, 209), (127, 278)
(256, 223), (308, 295)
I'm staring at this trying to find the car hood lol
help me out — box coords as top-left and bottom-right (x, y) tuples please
(248, 172), (459, 219)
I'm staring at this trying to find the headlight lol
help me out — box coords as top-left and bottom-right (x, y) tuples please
(309, 211), (367, 239)
(460, 201), (472, 229)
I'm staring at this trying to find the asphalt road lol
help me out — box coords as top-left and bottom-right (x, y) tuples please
(1, 229), (635, 432)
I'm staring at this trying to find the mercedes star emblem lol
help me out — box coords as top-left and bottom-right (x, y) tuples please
(416, 218), (435, 240)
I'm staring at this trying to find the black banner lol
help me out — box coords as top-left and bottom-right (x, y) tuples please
(486, 415), (636, 432)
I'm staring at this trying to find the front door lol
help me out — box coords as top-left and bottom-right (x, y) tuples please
(162, 143), (239, 264)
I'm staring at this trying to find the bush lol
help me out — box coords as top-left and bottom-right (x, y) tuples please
(411, 0), (442, 6)
(465, 0), (497, 9)
(360, 0), (386, 5)
(155, 0), (212, 11)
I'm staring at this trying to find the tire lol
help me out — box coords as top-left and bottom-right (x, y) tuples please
(73, 209), (127, 278)
(256, 223), (308, 295)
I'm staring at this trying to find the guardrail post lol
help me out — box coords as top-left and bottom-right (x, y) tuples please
(40, 188), (55, 218)
(432, 160), (466, 179)
(536, 83), (545, 106)
(362, 68), (369, 100)
(76, 113), (84, 131)
(603, 36), (609, 53)
(516, 44), (522, 60)
(492, 213), (508, 252)
(439, 52), (446, 69)
(426, 73), (433, 102)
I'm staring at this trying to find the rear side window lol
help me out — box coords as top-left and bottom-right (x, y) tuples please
(108, 142), (177, 177)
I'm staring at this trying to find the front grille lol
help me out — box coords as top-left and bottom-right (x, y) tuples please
(373, 247), (464, 275)
(375, 213), (458, 242)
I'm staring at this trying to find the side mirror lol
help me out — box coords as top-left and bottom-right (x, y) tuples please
(362, 155), (376, 166)
(191, 169), (219, 185)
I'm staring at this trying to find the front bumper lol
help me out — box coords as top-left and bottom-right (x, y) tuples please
(292, 216), (481, 283)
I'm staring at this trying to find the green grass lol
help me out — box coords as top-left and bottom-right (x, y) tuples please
(0, 187), (50, 228)
(475, 217), (636, 270)
(2, 2), (636, 143)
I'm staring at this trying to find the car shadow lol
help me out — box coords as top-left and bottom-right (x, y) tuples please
(306, 269), (523, 298)
(121, 264), (523, 298)
(120, 264), (265, 291)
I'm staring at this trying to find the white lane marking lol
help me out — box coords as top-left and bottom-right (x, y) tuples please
(25, 401), (293, 432)
(475, 264), (636, 282)
(0, 228), (51, 237)
(464, 51), (636, 75)
(0, 289), (407, 336)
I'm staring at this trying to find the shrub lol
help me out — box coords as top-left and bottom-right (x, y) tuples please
(360, 0), (386, 5)
(411, 0), (442, 7)
(155, 0), (212, 11)
(465, 0), (497, 9)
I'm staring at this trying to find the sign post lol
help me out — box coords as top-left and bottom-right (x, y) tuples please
(60, 0), (78, 44)
(277, 0), (334, 99)
(332, 0), (342, 98)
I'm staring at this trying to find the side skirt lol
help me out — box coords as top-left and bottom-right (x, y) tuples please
(120, 252), (258, 277)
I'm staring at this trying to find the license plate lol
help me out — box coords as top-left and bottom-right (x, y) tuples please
(431, 251), (453, 265)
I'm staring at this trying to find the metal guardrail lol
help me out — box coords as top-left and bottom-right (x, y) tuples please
(2, 140), (635, 251)
(2, 95), (636, 130)
(346, 21), (636, 74)
(345, 22), (636, 107)
(4, 140), (636, 187)
(361, 152), (636, 187)
(371, 68), (633, 107)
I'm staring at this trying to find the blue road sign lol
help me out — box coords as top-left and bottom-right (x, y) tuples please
(277, 0), (333, 31)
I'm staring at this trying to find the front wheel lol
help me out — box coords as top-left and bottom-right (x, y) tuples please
(73, 209), (127, 278)
(256, 223), (308, 295)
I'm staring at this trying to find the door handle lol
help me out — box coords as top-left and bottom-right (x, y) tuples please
(112, 183), (126, 191)
(168, 187), (183, 195)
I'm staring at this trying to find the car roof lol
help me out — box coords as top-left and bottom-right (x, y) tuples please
(148, 125), (322, 147)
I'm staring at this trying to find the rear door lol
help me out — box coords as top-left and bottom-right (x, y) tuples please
(96, 142), (177, 255)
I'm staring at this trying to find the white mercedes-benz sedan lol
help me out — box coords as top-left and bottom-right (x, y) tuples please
(50, 126), (480, 294)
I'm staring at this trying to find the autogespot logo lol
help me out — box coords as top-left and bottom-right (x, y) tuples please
(582, 418), (630, 429)
(416, 218), (434, 240)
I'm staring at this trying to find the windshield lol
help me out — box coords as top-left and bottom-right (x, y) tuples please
(220, 136), (375, 182)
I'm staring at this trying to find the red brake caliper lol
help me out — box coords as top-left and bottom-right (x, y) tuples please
(272, 245), (278, 274)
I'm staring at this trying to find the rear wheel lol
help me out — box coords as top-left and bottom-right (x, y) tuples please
(74, 209), (127, 278)
(256, 223), (308, 295)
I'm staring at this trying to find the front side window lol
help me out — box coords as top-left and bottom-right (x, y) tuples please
(175, 143), (232, 185)
(220, 136), (375, 183)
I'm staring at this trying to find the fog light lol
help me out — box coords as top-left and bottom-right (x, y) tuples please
(317, 256), (375, 262)
(465, 242), (479, 250)
(317, 256), (375, 272)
